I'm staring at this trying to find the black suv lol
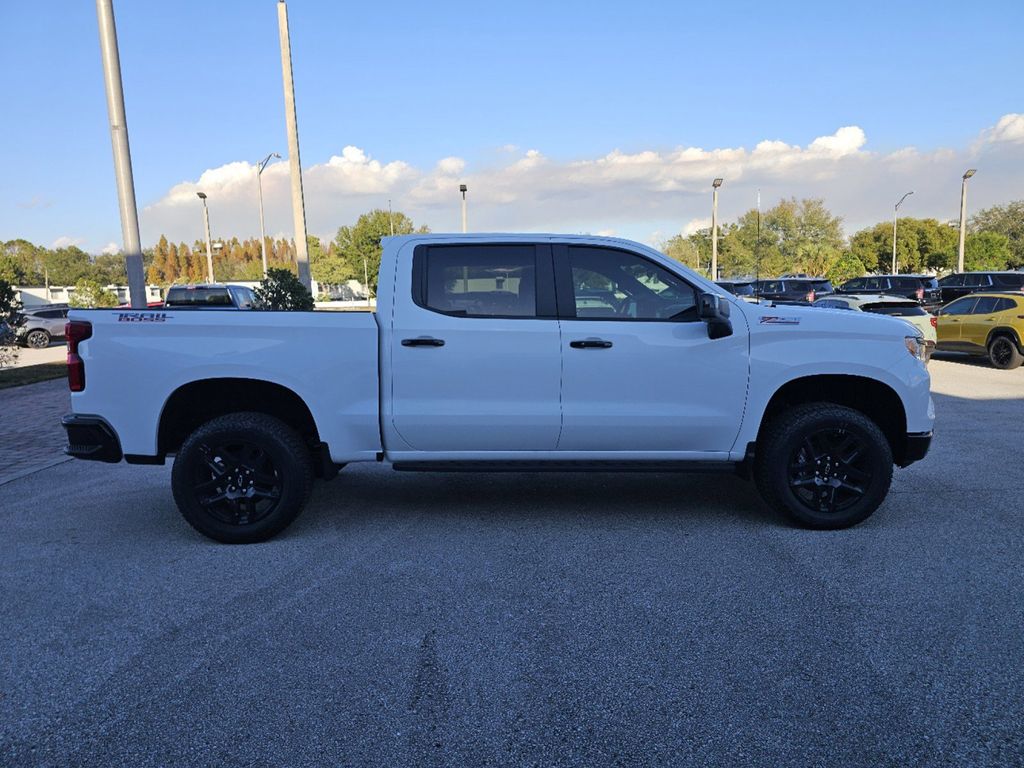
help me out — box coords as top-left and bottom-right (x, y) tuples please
(937, 272), (1024, 304)
(754, 278), (834, 305)
(837, 274), (942, 310)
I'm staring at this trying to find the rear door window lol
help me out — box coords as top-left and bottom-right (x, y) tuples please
(970, 297), (1000, 315)
(843, 278), (866, 290)
(992, 273), (1024, 288)
(963, 274), (992, 288)
(416, 244), (546, 318)
(940, 274), (964, 287)
(993, 298), (1018, 313)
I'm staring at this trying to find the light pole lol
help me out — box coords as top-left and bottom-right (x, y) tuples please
(957, 169), (977, 273)
(256, 152), (281, 277)
(459, 184), (468, 233)
(711, 178), (723, 280)
(388, 199), (395, 236)
(95, 0), (146, 308)
(196, 192), (214, 282)
(891, 191), (914, 274)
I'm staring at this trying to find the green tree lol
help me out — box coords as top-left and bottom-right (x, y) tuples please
(0, 279), (22, 368)
(44, 246), (92, 285)
(330, 209), (428, 293)
(69, 278), (118, 308)
(964, 231), (1011, 271)
(849, 218), (957, 274)
(971, 201), (1024, 268)
(254, 267), (314, 311)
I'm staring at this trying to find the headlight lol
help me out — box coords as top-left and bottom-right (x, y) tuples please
(904, 335), (926, 361)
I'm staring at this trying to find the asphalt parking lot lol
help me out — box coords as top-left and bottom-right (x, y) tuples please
(1, 357), (1022, 767)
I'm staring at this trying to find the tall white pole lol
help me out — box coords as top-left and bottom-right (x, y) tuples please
(277, 0), (311, 291)
(257, 167), (268, 277)
(200, 197), (214, 282)
(957, 174), (972, 273)
(460, 185), (468, 233)
(95, 0), (146, 308)
(892, 191), (913, 274)
(891, 208), (898, 274)
(711, 181), (721, 280)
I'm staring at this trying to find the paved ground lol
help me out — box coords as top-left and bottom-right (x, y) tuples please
(1, 359), (1022, 767)
(0, 378), (70, 485)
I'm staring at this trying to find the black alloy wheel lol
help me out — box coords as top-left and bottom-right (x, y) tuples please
(787, 428), (872, 515)
(172, 412), (314, 543)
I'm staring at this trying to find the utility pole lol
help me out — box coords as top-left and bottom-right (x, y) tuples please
(277, 0), (311, 291)
(196, 193), (214, 282)
(711, 178), (723, 280)
(957, 169), (976, 273)
(892, 191), (913, 274)
(256, 152), (281, 277)
(95, 0), (146, 308)
(388, 199), (395, 236)
(460, 184), (468, 233)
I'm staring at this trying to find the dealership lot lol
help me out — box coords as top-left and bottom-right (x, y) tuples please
(1, 357), (1022, 767)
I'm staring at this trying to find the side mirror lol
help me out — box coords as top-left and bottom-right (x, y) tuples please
(698, 292), (733, 339)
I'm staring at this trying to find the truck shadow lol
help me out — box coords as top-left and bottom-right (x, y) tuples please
(304, 466), (782, 531)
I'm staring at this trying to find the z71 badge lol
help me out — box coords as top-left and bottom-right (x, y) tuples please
(117, 312), (167, 323)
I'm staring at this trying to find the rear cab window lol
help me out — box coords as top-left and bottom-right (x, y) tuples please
(862, 302), (927, 316)
(165, 287), (233, 306)
(412, 244), (554, 318)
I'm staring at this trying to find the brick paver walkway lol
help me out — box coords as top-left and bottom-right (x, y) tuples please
(0, 378), (71, 485)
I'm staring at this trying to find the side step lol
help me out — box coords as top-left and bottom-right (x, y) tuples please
(392, 460), (739, 473)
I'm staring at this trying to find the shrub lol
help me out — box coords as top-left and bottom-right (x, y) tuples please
(254, 268), (314, 311)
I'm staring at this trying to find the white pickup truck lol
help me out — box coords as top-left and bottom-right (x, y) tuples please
(62, 234), (934, 543)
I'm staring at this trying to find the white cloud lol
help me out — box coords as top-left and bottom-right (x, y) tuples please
(137, 115), (1024, 248)
(101, 242), (120, 255)
(52, 235), (83, 249)
(979, 113), (1024, 145)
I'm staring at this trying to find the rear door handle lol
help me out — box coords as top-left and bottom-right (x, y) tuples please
(402, 336), (445, 347)
(570, 338), (613, 349)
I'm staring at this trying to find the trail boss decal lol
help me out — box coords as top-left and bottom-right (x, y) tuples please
(760, 316), (801, 325)
(117, 312), (168, 323)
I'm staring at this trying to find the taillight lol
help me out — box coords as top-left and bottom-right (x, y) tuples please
(930, 316), (937, 328)
(916, 286), (924, 300)
(66, 320), (92, 392)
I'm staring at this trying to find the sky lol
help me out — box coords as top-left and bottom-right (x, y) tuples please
(2, 0), (1023, 254)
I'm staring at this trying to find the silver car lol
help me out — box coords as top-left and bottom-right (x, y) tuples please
(813, 293), (937, 360)
(17, 305), (70, 348)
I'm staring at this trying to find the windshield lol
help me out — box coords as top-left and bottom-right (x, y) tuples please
(165, 287), (233, 306)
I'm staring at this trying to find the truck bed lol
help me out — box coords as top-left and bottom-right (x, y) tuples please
(68, 308), (382, 462)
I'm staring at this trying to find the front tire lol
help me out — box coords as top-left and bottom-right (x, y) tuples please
(755, 403), (893, 530)
(988, 336), (1023, 370)
(171, 412), (314, 543)
(26, 329), (50, 348)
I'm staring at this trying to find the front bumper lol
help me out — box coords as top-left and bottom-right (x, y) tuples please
(62, 414), (123, 463)
(899, 431), (932, 467)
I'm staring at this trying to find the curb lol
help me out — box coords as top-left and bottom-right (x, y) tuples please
(0, 456), (74, 487)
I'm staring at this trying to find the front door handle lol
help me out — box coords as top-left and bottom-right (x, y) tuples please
(570, 338), (613, 349)
(402, 336), (445, 347)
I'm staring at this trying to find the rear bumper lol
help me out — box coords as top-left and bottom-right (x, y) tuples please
(62, 414), (123, 463)
(899, 431), (932, 467)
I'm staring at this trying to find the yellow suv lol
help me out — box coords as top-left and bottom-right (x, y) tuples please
(936, 292), (1024, 369)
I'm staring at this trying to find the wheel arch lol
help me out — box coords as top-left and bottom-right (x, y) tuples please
(756, 374), (908, 464)
(986, 326), (1023, 350)
(158, 377), (322, 458)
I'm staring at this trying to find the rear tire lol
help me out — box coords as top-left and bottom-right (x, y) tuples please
(26, 329), (50, 348)
(171, 412), (314, 543)
(755, 403), (893, 530)
(988, 336), (1023, 370)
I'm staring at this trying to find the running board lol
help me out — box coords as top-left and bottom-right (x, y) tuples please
(391, 460), (738, 473)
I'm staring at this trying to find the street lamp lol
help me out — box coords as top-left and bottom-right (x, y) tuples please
(711, 178), (723, 280)
(459, 184), (468, 233)
(891, 190), (914, 274)
(196, 192), (214, 282)
(256, 152), (281, 277)
(957, 169), (977, 273)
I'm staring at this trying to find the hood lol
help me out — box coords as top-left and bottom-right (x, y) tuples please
(736, 300), (923, 342)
